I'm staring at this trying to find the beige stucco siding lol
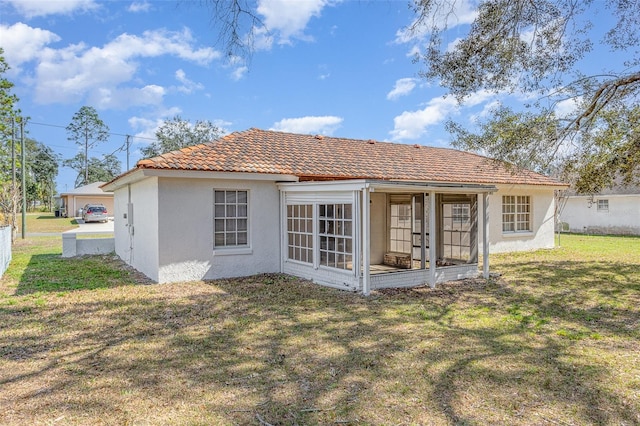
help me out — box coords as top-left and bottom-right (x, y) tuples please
(62, 195), (114, 217)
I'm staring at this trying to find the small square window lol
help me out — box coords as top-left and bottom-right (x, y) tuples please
(597, 199), (609, 212)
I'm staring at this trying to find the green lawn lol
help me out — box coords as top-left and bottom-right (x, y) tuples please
(0, 235), (638, 425)
(15, 212), (79, 233)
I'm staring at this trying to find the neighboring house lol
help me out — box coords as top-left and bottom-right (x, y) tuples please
(559, 186), (640, 235)
(59, 182), (114, 218)
(102, 128), (567, 294)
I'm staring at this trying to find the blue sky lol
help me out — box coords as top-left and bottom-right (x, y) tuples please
(0, 0), (622, 192)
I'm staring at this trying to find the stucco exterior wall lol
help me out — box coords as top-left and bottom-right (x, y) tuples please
(559, 194), (640, 235)
(480, 185), (557, 253)
(156, 177), (281, 283)
(113, 177), (159, 281)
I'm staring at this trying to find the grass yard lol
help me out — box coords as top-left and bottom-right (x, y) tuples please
(0, 235), (638, 425)
(15, 212), (79, 234)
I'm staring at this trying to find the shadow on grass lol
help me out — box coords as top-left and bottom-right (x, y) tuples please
(2, 263), (639, 424)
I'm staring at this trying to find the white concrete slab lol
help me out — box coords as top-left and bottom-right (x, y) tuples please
(66, 218), (114, 234)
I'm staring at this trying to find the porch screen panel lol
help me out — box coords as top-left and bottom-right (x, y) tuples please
(390, 197), (412, 253)
(442, 202), (471, 262)
(319, 203), (353, 270)
(286, 204), (313, 264)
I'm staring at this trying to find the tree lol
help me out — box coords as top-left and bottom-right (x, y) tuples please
(66, 106), (110, 187)
(0, 48), (22, 236)
(140, 116), (223, 158)
(29, 141), (59, 211)
(199, 0), (639, 193)
(63, 153), (121, 188)
(410, 0), (640, 193)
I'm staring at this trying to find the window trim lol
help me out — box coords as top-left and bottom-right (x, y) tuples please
(213, 189), (250, 250)
(597, 199), (609, 212)
(286, 204), (314, 265)
(502, 195), (532, 234)
(318, 203), (354, 271)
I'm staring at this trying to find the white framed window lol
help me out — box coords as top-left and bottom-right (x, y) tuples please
(502, 195), (531, 232)
(390, 202), (412, 253)
(214, 190), (248, 248)
(319, 203), (353, 270)
(452, 203), (471, 224)
(597, 199), (609, 212)
(442, 202), (472, 261)
(287, 204), (313, 263)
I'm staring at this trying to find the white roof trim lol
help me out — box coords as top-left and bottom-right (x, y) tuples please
(102, 169), (299, 191)
(279, 179), (497, 194)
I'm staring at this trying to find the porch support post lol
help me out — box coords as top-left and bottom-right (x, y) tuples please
(420, 194), (426, 270)
(482, 192), (490, 279)
(362, 185), (371, 296)
(428, 191), (437, 288)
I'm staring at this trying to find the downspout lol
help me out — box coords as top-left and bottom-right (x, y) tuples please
(362, 185), (371, 296)
(482, 192), (490, 279)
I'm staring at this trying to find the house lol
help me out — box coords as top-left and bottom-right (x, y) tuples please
(59, 181), (114, 218)
(101, 128), (567, 294)
(559, 186), (640, 235)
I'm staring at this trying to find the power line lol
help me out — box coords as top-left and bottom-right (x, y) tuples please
(27, 120), (159, 142)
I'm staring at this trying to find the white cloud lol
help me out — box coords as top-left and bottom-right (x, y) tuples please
(271, 116), (343, 135)
(255, 0), (334, 48)
(0, 23), (60, 70)
(387, 78), (417, 100)
(175, 69), (204, 93)
(89, 85), (166, 109)
(128, 107), (182, 141)
(554, 97), (581, 119)
(28, 28), (219, 106)
(128, 1), (151, 13)
(395, 0), (477, 44)
(230, 66), (248, 81)
(389, 90), (493, 141)
(5, 0), (99, 18)
(389, 96), (458, 141)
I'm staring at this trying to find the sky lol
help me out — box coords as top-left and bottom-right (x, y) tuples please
(0, 0), (623, 193)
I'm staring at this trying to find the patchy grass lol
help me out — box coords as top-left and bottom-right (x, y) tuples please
(16, 212), (79, 233)
(0, 235), (638, 425)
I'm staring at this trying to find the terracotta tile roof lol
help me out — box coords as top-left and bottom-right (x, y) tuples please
(133, 128), (566, 187)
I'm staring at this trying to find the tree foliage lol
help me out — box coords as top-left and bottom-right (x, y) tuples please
(63, 153), (121, 188)
(66, 106), (110, 187)
(28, 141), (59, 210)
(0, 48), (22, 232)
(200, 0), (639, 193)
(140, 116), (223, 158)
(410, 0), (640, 193)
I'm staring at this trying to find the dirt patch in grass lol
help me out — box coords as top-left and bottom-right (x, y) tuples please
(0, 235), (638, 425)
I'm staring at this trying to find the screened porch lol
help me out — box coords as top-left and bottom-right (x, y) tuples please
(279, 180), (495, 295)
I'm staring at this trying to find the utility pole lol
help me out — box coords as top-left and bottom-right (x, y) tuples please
(20, 119), (26, 239)
(84, 125), (89, 185)
(11, 117), (17, 240)
(126, 134), (131, 170)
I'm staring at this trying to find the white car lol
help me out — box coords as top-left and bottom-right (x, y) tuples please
(82, 204), (109, 223)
